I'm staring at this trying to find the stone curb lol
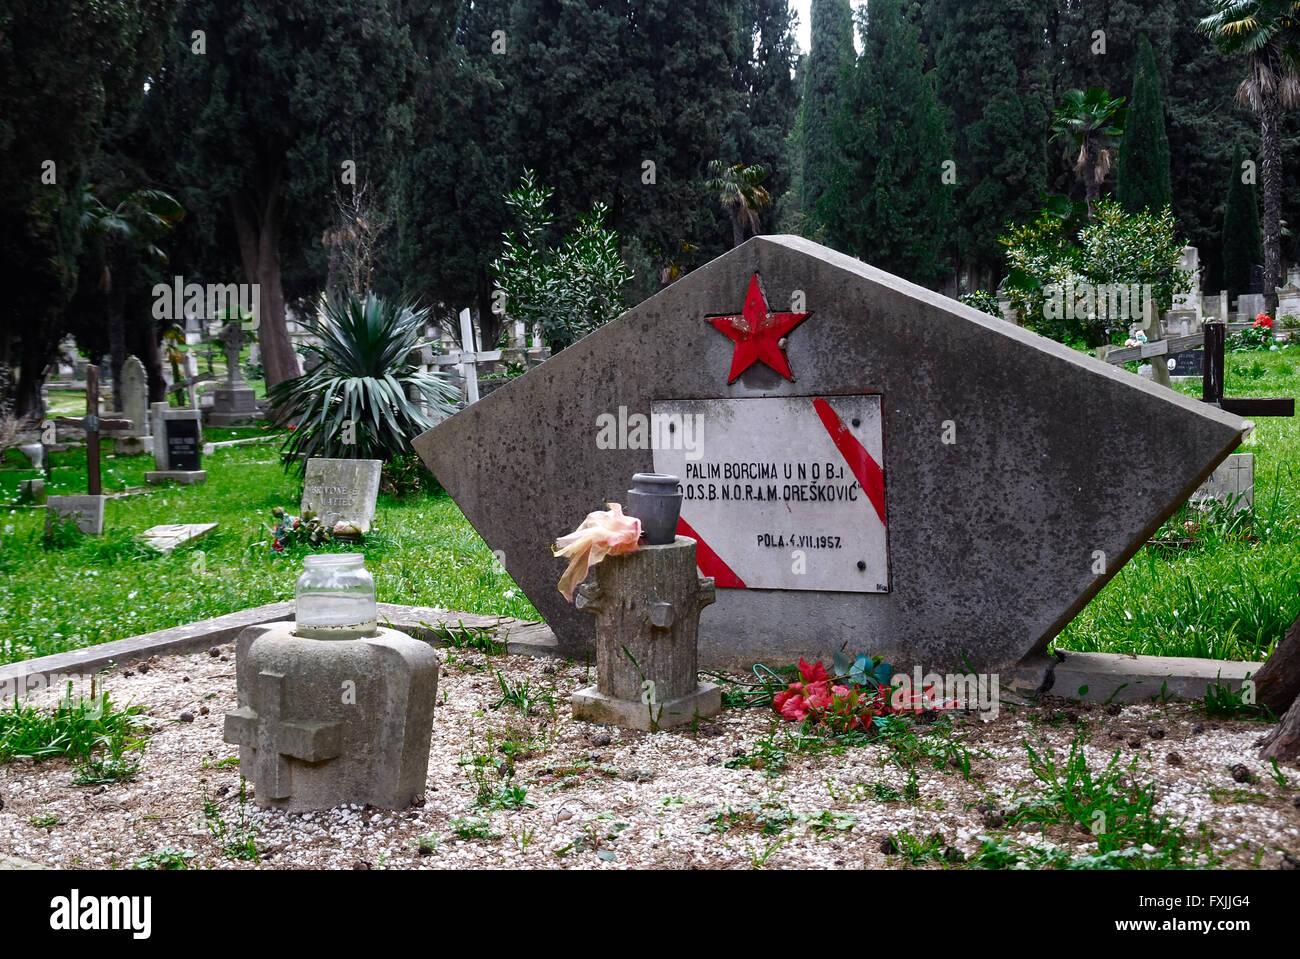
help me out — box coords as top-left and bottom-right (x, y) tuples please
(0, 603), (561, 697)
(0, 606), (1265, 706)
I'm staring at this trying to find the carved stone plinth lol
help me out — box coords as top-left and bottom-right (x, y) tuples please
(224, 622), (438, 811)
(571, 536), (718, 730)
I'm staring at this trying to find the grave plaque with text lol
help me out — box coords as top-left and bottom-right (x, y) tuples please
(166, 417), (202, 471)
(652, 395), (887, 592)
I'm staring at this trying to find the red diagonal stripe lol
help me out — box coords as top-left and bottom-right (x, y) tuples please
(676, 517), (747, 589)
(812, 397), (887, 527)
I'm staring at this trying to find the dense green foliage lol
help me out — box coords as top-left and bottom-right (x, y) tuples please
(1116, 36), (1173, 217)
(492, 172), (633, 351)
(799, 0), (856, 240)
(1223, 143), (1265, 300)
(1002, 201), (1190, 345)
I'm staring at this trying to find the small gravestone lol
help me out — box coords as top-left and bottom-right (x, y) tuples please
(113, 356), (151, 456)
(301, 458), (382, 533)
(45, 495), (105, 535)
(145, 409), (206, 485)
(1191, 453), (1254, 512)
(415, 235), (1248, 673)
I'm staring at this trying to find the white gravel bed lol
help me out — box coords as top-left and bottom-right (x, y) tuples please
(1, 640), (1297, 870)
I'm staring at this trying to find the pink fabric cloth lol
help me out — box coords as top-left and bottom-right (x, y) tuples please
(554, 503), (641, 601)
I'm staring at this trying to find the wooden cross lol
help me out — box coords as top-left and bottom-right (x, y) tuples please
(53, 365), (132, 496)
(1200, 322), (1295, 418)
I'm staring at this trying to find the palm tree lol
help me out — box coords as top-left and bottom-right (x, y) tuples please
(705, 160), (773, 248)
(79, 185), (183, 400)
(1199, 0), (1300, 312)
(1050, 89), (1127, 219)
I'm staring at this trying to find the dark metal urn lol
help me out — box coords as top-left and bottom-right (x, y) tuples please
(626, 473), (684, 546)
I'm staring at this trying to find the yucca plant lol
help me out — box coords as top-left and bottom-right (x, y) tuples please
(268, 292), (457, 475)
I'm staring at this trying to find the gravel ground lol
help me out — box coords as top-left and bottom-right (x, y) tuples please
(1, 640), (1298, 870)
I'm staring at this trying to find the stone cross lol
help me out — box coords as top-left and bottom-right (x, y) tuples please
(224, 670), (343, 800)
(53, 366), (131, 496)
(216, 321), (248, 388)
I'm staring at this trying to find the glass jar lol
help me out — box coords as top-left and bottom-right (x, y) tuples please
(294, 554), (378, 639)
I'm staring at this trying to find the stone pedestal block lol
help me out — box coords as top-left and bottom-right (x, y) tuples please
(224, 622), (439, 812)
(571, 537), (718, 730)
(208, 387), (259, 426)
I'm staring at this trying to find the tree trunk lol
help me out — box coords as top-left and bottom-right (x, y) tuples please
(1255, 613), (1300, 715)
(107, 280), (126, 411)
(14, 333), (50, 424)
(141, 320), (167, 404)
(1260, 95), (1283, 314)
(732, 209), (746, 249)
(476, 268), (503, 353)
(1259, 694), (1300, 762)
(230, 165), (297, 400)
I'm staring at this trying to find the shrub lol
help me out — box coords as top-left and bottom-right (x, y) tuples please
(268, 292), (458, 475)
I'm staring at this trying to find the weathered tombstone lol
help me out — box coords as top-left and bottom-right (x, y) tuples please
(1237, 292), (1265, 320)
(1169, 246), (1201, 323)
(113, 356), (151, 456)
(145, 409), (206, 485)
(140, 523), (217, 555)
(301, 458), (383, 533)
(1248, 264), (1266, 295)
(414, 235), (1248, 674)
(1190, 452), (1254, 512)
(1276, 268), (1300, 320)
(208, 321), (260, 425)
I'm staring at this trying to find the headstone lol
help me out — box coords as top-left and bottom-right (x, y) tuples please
(150, 401), (169, 470)
(1190, 452), (1254, 512)
(1276, 269), (1300, 321)
(413, 235), (1248, 673)
(1248, 264), (1266, 295)
(146, 409), (206, 485)
(45, 495), (105, 535)
(140, 523), (218, 555)
(18, 478), (46, 505)
(208, 321), (260, 425)
(113, 356), (151, 456)
(301, 458), (382, 533)
(1237, 292), (1266, 320)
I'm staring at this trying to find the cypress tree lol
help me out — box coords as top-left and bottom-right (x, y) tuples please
(833, 0), (952, 286)
(799, 0), (855, 240)
(1116, 34), (1172, 216)
(1222, 143), (1262, 302)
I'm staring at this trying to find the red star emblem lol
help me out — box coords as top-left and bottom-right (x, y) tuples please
(707, 274), (810, 383)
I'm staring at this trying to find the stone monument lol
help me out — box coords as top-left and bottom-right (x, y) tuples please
(208, 321), (260, 425)
(112, 355), (151, 457)
(145, 408), (206, 485)
(301, 458), (382, 533)
(413, 236), (1248, 673)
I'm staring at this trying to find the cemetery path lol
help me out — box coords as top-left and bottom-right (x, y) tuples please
(1, 641), (1297, 871)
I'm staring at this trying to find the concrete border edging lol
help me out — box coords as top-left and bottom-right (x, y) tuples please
(0, 608), (1264, 706)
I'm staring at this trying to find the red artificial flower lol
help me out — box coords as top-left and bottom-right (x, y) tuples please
(774, 688), (811, 721)
(797, 658), (830, 684)
(1254, 313), (1274, 329)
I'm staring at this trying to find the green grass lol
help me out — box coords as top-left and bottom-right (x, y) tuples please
(0, 439), (537, 664)
(1056, 345), (1300, 661)
(4, 344), (1298, 666)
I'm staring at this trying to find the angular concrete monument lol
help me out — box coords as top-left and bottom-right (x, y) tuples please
(413, 236), (1248, 672)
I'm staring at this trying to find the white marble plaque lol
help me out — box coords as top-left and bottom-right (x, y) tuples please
(652, 395), (888, 592)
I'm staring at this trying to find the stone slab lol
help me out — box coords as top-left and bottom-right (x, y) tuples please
(571, 682), (720, 731)
(301, 458), (382, 532)
(413, 235), (1248, 671)
(1037, 650), (1261, 704)
(145, 470), (207, 486)
(162, 408), (203, 471)
(140, 522), (218, 555)
(45, 495), (105, 535)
